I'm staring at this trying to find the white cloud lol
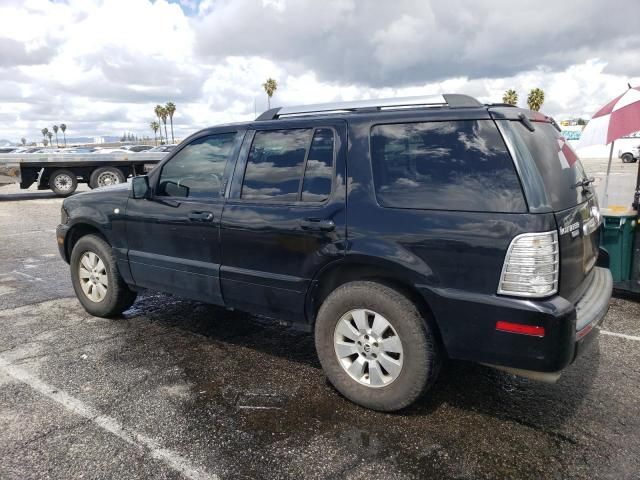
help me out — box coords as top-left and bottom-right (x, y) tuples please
(0, 0), (639, 144)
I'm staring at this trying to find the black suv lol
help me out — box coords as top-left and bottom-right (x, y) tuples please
(57, 94), (612, 411)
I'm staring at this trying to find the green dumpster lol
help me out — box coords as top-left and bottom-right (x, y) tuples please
(600, 207), (637, 282)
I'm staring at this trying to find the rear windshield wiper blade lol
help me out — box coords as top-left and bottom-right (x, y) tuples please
(518, 113), (536, 132)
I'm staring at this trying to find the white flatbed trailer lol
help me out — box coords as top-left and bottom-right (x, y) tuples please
(0, 152), (166, 196)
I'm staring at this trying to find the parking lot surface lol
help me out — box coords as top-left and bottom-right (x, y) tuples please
(1, 160), (639, 480)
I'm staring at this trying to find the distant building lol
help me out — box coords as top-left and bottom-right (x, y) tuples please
(93, 136), (105, 144)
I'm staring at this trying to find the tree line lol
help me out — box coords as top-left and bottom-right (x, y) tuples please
(23, 82), (550, 149)
(39, 124), (68, 148)
(150, 102), (176, 146)
(502, 88), (545, 111)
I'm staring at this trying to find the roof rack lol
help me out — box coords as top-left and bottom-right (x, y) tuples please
(255, 94), (482, 121)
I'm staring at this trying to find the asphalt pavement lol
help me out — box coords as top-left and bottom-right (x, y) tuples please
(0, 167), (639, 479)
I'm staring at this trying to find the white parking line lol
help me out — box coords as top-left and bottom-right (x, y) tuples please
(599, 330), (640, 342)
(0, 356), (217, 480)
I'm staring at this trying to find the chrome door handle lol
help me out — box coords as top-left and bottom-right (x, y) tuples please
(300, 218), (335, 232)
(188, 211), (214, 222)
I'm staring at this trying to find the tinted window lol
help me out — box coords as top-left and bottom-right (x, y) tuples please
(242, 129), (312, 201)
(301, 128), (334, 202)
(500, 120), (589, 210)
(158, 133), (237, 199)
(370, 120), (526, 212)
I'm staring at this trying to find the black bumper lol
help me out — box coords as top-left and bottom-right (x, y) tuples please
(56, 224), (71, 263)
(420, 267), (613, 373)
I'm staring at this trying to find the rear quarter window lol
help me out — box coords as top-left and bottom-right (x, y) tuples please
(370, 120), (527, 212)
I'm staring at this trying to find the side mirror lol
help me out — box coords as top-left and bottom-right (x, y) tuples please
(131, 175), (150, 199)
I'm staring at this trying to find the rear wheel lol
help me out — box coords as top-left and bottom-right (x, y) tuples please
(315, 281), (441, 411)
(70, 234), (137, 317)
(621, 153), (634, 163)
(49, 169), (78, 197)
(89, 167), (126, 189)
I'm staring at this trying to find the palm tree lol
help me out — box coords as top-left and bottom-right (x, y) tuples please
(165, 102), (176, 143)
(20, 137), (26, 146)
(47, 131), (53, 148)
(41, 127), (48, 146)
(158, 107), (169, 145)
(43, 138), (48, 147)
(154, 105), (165, 144)
(262, 78), (278, 109)
(502, 89), (518, 106)
(60, 124), (67, 147)
(527, 88), (545, 111)
(53, 125), (59, 147)
(150, 121), (160, 146)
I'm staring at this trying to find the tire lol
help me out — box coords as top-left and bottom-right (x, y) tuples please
(49, 169), (78, 197)
(315, 281), (441, 411)
(621, 153), (634, 163)
(70, 234), (137, 317)
(89, 167), (126, 189)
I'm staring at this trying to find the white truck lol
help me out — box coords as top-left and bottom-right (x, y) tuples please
(0, 152), (166, 196)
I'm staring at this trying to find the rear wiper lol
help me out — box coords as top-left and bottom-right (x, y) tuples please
(572, 177), (595, 189)
(518, 113), (535, 132)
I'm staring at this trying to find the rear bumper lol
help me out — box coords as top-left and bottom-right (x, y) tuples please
(419, 267), (612, 374)
(573, 267), (612, 359)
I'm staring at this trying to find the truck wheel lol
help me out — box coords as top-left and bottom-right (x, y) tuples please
(315, 281), (441, 411)
(70, 234), (137, 317)
(49, 169), (78, 197)
(90, 167), (126, 189)
(621, 153), (634, 163)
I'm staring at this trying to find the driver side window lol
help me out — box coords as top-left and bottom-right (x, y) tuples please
(157, 133), (238, 199)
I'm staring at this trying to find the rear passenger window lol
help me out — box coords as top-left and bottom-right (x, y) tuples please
(370, 120), (526, 212)
(242, 129), (311, 201)
(241, 128), (334, 202)
(301, 128), (334, 202)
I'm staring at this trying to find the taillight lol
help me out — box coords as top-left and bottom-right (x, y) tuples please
(498, 231), (559, 298)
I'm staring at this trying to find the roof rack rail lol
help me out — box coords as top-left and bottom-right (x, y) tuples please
(255, 94), (482, 121)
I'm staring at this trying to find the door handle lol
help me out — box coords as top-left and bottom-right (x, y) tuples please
(300, 218), (335, 232)
(188, 211), (214, 222)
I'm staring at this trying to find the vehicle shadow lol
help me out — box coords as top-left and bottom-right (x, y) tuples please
(405, 346), (599, 430)
(0, 191), (61, 201)
(127, 292), (598, 433)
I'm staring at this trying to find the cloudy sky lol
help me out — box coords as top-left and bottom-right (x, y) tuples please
(1, 0), (639, 143)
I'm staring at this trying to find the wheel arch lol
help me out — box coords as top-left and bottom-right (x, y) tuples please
(64, 222), (109, 262)
(306, 258), (446, 351)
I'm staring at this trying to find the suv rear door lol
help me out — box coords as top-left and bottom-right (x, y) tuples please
(494, 113), (600, 298)
(220, 120), (347, 322)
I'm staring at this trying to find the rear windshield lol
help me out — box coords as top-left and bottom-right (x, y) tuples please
(499, 120), (590, 210)
(370, 120), (527, 212)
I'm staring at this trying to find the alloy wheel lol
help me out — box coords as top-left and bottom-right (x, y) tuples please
(333, 309), (404, 388)
(78, 251), (108, 303)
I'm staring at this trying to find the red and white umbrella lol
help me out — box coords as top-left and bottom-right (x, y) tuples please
(578, 85), (640, 148)
(577, 85), (640, 207)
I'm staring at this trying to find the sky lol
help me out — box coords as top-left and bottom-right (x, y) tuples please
(0, 0), (639, 143)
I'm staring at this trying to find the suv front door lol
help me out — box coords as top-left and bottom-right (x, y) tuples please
(125, 130), (244, 304)
(221, 120), (347, 322)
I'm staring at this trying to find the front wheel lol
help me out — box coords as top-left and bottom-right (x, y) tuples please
(70, 234), (137, 317)
(621, 153), (634, 163)
(315, 281), (441, 411)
